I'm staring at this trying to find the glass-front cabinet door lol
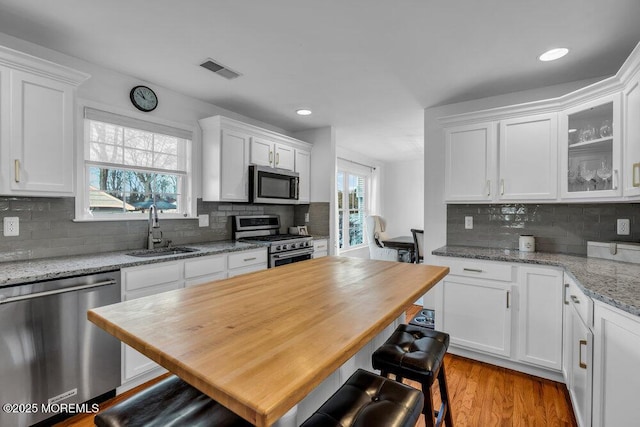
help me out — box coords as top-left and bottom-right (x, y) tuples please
(560, 93), (622, 199)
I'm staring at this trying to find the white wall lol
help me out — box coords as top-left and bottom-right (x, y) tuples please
(422, 76), (606, 309)
(382, 159), (424, 238)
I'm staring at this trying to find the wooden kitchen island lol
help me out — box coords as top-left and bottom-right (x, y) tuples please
(88, 256), (449, 426)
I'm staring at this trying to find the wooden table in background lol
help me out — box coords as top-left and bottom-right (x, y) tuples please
(382, 235), (416, 262)
(88, 256), (448, 426)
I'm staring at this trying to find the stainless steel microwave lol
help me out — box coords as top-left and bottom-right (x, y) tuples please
(249, 165), (299, 204)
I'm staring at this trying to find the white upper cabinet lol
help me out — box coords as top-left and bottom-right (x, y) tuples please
(623, 70), (640, 197)
(251, 137), (295, 171)
(499, 113), (558, 200)
(295, 149), (311, 204)
(444, 122), (495, 202)
(560, 93), (622, 199)
(0, 46), (89, 196)
(441, 41), (640, 203)
(199, 115), (312, 203)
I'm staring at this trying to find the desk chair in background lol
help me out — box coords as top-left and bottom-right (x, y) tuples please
(411, 228), (424, 264)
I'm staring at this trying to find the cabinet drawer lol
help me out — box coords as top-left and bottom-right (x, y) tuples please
(184, 255), (226, 279)
(228, 248), (268, 270)
(565, 274), (593, 328)
(122, 261), (182, 292)
(445, 258), (514, 282)
(313, 239), (328, 252)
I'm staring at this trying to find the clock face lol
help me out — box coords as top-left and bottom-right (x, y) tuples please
(130, 85), (158, 112)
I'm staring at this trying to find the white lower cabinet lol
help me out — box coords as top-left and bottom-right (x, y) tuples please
(563, 274), (594, 427)
(120, 249), (268, 389)
(592, 301), (640, 427)
(440, 276), (512, 357)
(517, 266), (563, 370)
(435, 257), (564, 378)
(312, 239), (328, 258)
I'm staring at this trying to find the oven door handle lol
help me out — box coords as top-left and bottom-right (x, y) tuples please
(271, 248), (314, 259)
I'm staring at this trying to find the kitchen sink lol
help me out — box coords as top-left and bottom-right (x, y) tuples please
(126, 247), (200, 257)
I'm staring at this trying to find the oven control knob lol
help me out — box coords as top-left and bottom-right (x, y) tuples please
(282, 244), (288, 250)
(275, 245), (281, 251)
(291, 243), (298, 249)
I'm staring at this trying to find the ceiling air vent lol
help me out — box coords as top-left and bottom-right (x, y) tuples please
(200, 58), (242, 80)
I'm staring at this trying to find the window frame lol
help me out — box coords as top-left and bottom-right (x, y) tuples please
(337, 168), (370, 252)
(75, 101), (196, 222)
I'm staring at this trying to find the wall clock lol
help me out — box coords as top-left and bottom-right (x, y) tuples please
(129, 85), (158, 112)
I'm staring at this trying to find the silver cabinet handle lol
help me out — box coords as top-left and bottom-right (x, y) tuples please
(564, 284), (570, 305)
(276, 152), (280, 166)
(14, 159), (20, 182)
(243, 257), (257, 262)
(486, 180), (491, 197)
(571, 295), (580, 304)
(463, 268), (483, 273)
(500, 179), (505, 196)
(633, 163), (640, 187)
(613, 169), (619, 190)
(579, 339), (588, 369)
(506, 290), (511, 309)
(269, 151), (273, 165)
(0, 279), (117, 305)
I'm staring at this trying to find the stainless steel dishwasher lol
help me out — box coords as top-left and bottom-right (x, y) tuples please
(0, 271), (121, 427)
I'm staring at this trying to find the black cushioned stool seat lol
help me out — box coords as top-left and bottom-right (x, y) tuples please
(300, 368), (424, 427)
(372, 324), (454, 427)
(94, 375), (253, 427)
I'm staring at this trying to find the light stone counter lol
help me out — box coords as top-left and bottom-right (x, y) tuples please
(432, 245), (640, 317)
(0, 241), (263, 287)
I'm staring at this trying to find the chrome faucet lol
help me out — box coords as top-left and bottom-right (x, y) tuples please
(147, 204), (162, 250)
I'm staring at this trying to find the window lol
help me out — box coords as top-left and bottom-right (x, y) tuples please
(337, 171), (367, 250)
(80, 108), (192, 219)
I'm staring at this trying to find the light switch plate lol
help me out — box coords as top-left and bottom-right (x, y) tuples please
(465, 216), (473, 230)
(304, 213), (310, 223)
(198, 214), (210, 227)
(3, 217), (19, 236)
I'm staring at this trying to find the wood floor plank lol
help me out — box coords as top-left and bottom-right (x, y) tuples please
(58, 305), (576, 427)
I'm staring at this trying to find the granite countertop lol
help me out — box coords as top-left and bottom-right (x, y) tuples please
(0, 241), (264, 287)
(432, 245), (640, 317)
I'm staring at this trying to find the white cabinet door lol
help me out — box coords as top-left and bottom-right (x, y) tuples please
(441, 277), (512, 357)
(592, 303), (640, 427)
(220, 128), (250, 201)
(444, 122), (495, 202)
(569, 301), (593, 427)
(184, 254), (227, 287)
(499, 113), (558, 200)
(251, 138), (295, 171)
(560, 94), (622, 200)
(250, 137), (274, 167)
(295, 149), (311, 204)
(274, 144), (295, 170)
(517, 266), (563, 370)
(623, 72), (640, 197)
(7, 70), (75, 195)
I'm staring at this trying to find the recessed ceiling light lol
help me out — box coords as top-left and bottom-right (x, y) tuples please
(538, 48), (569, 62)
(296, 109), (312, 116)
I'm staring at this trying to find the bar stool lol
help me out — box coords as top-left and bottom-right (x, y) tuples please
(300, 368), (424, 427)
(372, 324), (454, 427)
(94, 375), (252, 427)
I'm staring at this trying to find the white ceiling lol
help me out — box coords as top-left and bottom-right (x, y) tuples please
(0, 0), (639, 162)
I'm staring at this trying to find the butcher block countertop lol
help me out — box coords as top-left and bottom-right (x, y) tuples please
(88, 256), (449, 426)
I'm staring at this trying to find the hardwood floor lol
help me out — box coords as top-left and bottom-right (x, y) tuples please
(57, 305), (576, 427)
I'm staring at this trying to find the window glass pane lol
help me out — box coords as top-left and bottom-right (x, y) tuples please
(89, 141), (123, 163)
(348, 175), (365, 210)
(349, 210), (364, 246)
(124, 128), (153, 150)
(90, 121), (123, 145)
(337, 172), (343, 209)
(338, 210), (344, 249)
(88, 166), (181, 214)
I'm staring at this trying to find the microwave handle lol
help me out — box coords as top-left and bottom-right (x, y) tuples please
(294, 177), (300, 199)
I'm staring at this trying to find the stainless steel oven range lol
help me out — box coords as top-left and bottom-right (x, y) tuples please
(233, 215), (313, 268)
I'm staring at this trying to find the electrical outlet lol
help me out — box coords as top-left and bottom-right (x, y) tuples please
(3, 217), (19, 236)
(305, 213), (310, 223)
(617, 218), (630, 235)
(465, 216), (473, 230)
(198, 214), (209, 227)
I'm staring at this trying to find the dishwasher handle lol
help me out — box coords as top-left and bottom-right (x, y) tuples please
(0, 279), (117, 304)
